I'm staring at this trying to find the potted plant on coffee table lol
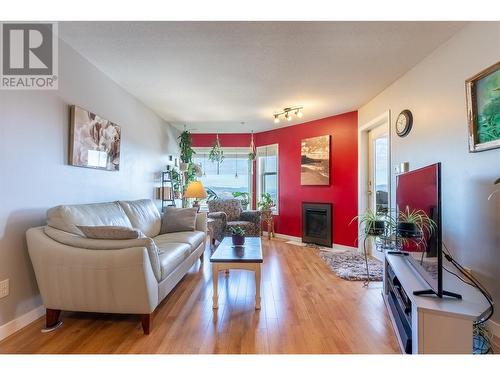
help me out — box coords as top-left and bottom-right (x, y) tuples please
(230, 226), (246, 247)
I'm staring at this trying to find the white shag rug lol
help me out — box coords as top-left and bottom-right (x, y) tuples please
(318, 250), (383, 281)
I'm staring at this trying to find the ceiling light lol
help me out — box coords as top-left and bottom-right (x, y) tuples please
(272, 106), (304, 124)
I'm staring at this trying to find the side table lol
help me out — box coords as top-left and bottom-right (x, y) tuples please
(260, 209), (275, 240)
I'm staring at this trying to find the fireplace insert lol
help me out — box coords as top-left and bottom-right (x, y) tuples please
(302, 202), (332, 247)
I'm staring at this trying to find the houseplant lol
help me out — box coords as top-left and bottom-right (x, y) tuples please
(178, 130), (195, 171)
(397, 206), (436, 240)
(350, 208), (393, 286)
(206, 187), (218, 201)
(170, 169), (182, 199)
(350, 208), (390, 237)
(257, 192), (275, 211)
(248, 131), (256, 161)
(230, 226), (245, 246)
(208, 134), (224, 164)
(232, 191), (250, 210)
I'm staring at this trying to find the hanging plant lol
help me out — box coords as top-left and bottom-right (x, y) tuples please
(248, 131), (256, 161)
(178, 129), (195, 165)
(208, 134), (224, 163)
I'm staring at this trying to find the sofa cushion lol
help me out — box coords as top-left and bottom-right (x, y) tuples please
(160, 206), (198, 233)
(119, 199), (161, 238)
(77, 225), (142, 240)
(157, 242), (191, 279)
(47, 202), (132, 236)
(154, 231), (205, 251)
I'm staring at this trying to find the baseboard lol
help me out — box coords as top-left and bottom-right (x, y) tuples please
(0, 304), (45, 342)
(266, 232), (358, 252)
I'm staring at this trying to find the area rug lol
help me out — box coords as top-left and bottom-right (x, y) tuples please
(285, 240), (332, 251)
(318, 250), (383, 281)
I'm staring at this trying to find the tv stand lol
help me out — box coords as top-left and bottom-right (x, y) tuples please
(384, 253), (489, 354)
(413, 289), (462, 299)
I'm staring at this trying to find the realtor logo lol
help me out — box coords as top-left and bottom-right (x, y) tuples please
(1, 22), (58, 89)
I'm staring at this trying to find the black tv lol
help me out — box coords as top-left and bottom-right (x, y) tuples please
(396, 163), (459, 299)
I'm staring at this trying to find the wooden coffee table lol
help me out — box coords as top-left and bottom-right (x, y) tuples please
(210, 236), (263, 310)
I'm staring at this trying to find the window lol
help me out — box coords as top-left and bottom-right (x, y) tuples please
(256, 144), (279, 214)
(192, 147), (252, 209)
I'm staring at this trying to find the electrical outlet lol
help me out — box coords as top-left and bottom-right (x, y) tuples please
(0, 279), (9, 299)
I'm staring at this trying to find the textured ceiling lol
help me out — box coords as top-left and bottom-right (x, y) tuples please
(60, 21), (466, 133)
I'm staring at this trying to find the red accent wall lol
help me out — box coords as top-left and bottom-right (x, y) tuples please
(192, 111), (358, 247)
(192, 133), (252, 148)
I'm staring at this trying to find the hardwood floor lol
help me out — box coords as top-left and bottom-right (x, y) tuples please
(0, 238), (399, 354)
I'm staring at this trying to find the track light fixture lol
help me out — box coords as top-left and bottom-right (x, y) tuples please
(272, 106), (304, 124)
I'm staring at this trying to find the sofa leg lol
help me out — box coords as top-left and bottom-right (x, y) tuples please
(41, 309), (62, 332)
(140, 313), (151, 335)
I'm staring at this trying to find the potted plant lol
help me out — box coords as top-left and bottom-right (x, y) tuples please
(248, 132), (256, 161)
(230, 226), (245, 246)
(178, 130), (195, 171)
(350, 208), (395, 286)
(397, 206), (436, 239)
(208, 134), (224, 164)
(232, 191), (250, 210)
(206, 187), (218, 201)
(257, 192), (275, 212)
(350, 208), (389, 237)
(171, 169), (182, 199)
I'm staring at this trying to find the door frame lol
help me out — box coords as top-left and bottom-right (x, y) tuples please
(358, 110), (391, 255)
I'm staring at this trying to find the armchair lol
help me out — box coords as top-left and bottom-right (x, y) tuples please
(207, 199), (262, 243)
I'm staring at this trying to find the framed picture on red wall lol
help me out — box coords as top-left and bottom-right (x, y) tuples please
(300, 135), (330, 185)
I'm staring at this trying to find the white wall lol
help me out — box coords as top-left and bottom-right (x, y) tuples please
(0, 39), (180, 327)
(359, 22), (500, 324)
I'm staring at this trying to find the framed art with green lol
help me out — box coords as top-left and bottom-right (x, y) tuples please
(465, 61), (500, 152)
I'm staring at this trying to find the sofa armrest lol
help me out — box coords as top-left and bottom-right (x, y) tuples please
(240, 210), (262, 226)
(43, 226), (161, 282)
(195, 212), (207, 233)
(26, 227), (159, 314)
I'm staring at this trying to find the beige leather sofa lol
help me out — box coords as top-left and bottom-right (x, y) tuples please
(26, 199), (206, 334)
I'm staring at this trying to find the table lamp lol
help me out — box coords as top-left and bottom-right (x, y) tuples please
(184, 180), (207, 212)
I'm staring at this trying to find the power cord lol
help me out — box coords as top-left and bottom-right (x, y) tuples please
(442, 243), (494, 324)
(442, 243), (495, 354)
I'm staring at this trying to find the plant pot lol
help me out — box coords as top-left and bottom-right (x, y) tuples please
(366, 220), (385, 236)
(397, 222), (420, 238)
(232, 234), (245, 247)
(179, 162), (188, 172)
(174, 191), (181, 199)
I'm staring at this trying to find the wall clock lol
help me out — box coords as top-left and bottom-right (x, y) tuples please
(396, 109), (413, 137)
